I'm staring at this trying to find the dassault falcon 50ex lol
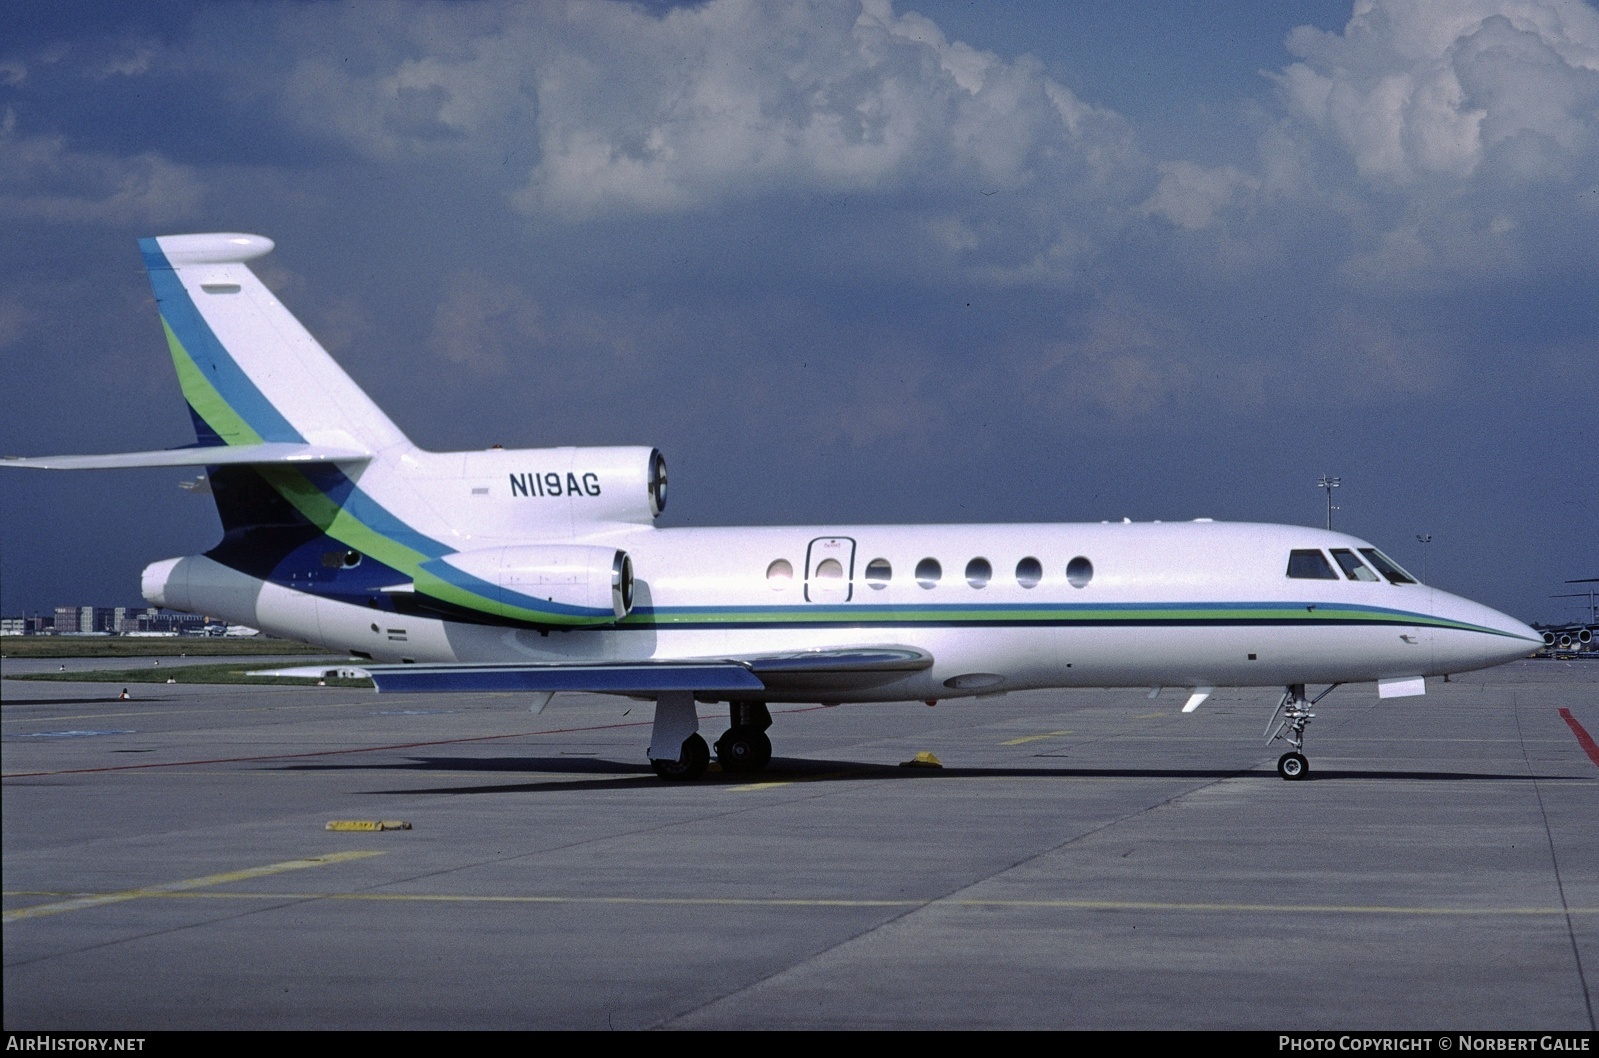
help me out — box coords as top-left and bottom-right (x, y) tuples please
(4, 233), (1541, 781)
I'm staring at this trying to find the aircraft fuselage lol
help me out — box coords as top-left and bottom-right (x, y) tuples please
(146, 519), (1536, 703)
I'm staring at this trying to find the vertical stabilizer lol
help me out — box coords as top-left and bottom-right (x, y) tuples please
(140, 233), (410, 455)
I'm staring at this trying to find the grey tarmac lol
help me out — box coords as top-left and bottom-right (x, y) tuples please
(3, 657), (1595, 1030)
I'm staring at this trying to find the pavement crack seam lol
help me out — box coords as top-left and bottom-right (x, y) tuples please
(1514, 693), (1595, 1031)
(1, 851), (387, 971)
(649, 767), (1251, 1028)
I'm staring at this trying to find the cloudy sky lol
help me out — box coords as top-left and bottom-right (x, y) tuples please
(2, 0), (1596, 625)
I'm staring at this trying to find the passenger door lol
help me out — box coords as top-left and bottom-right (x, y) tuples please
(804, 536), (855, 603)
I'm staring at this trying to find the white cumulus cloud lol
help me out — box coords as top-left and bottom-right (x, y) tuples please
(1277, 0), (1599, 184)
(252, 0), (1134, 223)
(516, 0), (1129, 217)
(0, 110), (205, 225)
(1140, 161), (1259, 229)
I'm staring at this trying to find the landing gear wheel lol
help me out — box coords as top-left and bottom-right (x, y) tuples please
(1277, 752), (1309, 781)
(652, 733), (710, 781)
(715, 728), (772, 773)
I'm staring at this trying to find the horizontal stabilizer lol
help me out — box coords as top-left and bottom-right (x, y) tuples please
(1, 443), (371, 471)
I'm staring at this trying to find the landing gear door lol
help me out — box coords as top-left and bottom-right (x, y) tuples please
(805, 536), (855, 603)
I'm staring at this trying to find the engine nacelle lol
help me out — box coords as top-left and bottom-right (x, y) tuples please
(410, 446), (667, 537)
(142, 554), (260, 624)
(415, 544), (634, 627)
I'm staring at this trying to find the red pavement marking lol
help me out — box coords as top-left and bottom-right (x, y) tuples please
(1558, 708), (1599, 769)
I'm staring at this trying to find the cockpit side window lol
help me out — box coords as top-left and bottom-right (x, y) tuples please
(1330, 548), (1379, 582)
(1359, 548), (1417, 584)
(1287, 549), (1339, 580)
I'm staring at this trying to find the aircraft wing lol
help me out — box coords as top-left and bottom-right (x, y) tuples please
(1, 443), (371, 470)
(361, 646), (933, 696)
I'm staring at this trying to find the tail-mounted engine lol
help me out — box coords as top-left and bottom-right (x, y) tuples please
(423, 446), (667, 537)
(415, 544), (635, 627)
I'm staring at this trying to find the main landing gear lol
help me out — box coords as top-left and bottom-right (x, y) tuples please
(1265, 683), (1340, 780)
(713, 701), (773, 774)
(648, 694), (773, 781)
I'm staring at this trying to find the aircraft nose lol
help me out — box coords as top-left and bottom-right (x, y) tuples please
(1486, 611), (1542, 663)
(1438, 593), (1542, 668)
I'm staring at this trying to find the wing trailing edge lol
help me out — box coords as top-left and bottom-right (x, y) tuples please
(364, 661), (766, 695)
(362, 646), (934, 697)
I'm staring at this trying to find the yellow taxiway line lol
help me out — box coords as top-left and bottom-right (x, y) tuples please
(3, 851), (384, 923)
(1000, 730), (1073, 746)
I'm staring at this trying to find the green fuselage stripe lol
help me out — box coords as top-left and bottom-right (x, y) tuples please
(612, 606), (1508, 637)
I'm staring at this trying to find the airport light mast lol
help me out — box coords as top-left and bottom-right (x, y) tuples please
(1317, 474), (1341, 530)
(1416, 534), (1432, 583)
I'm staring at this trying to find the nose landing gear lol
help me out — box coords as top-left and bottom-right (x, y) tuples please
(1266, 683), (1340, 780)
(651, 733), (710, 781)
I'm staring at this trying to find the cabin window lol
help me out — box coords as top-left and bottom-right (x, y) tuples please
(766, 559), (794, 589)
(1330, 548), (1379, 582)
(966, 557), (992, 588)
(1359, 548), (1417, 585)
(814, 558), (845, 580)
(915, 558), (942, 589)
(1287, 549), (1338, 580)
(1015, 556), (1042, 588)
(865, 558), (892, 589)
(1066, 556), (1094, 588)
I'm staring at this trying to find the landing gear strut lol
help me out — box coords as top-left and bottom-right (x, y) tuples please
(649, 690), (709, 781)
(1265, 683), (1339, 781)
(714, 700), (773, 773)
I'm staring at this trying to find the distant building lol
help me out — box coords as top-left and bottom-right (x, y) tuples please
(135, 611), (210, 635)
(54, 606), (120, 633)
(3, 606), (210, 636)
(114, 606), (160, 633)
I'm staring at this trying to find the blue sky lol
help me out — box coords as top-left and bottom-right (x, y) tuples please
(2, 0), (1596, 624)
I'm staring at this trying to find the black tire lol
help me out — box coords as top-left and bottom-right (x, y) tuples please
(652, 733), (710, 781)
(1277, 752), (1309, 781)
(715, 728), (772, 773)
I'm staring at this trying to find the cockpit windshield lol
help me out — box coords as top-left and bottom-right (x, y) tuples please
(1330, 548), (1379, 582)
(1358, 548), (1417, 585)
(1287, 549), (1339, 580)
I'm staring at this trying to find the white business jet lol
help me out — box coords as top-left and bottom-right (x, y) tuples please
(3, 234), (1540, 781)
